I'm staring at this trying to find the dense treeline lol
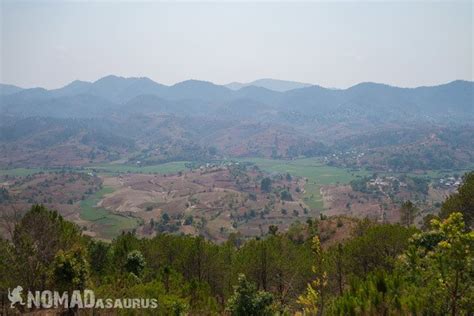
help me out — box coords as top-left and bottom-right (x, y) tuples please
(0, 173), (473, 315)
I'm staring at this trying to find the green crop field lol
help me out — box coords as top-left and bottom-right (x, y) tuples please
(239, 158), (369, 211)
(383, 167), (474, 180)
(0, 168), (57, 177)
(80, 187), (114, 221)
(80, 186), (139, 239)
(241, 158), (473, 210)
(86, 161), (189, 175)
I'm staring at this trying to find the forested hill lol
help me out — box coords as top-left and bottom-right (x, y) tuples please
(1, 77), (472, 122)
(1, 172), (473, 315)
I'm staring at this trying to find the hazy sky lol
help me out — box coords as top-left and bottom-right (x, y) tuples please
(1, 1), (472, 89)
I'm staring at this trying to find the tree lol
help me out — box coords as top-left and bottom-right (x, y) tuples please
(400, 200), (418, 227)
(342, 223), (417, 276)
(88, 240), (110, 275)
(111, 231), (140, 272)
(125, 250), (146, 278)
(0, 204), (23, 239)
(280, 190), (293, 201)
(52, 244), (90, 291)
(297, 236), (327, 315)
(226, 274), (274, 316)
(421, 213), (439, 231)
(268, 225), (278, 236)
(332, 212), (474, 315)
(405, 212), (474, 315)
(440, 171), (474, 228)
(10, 204), (83, 290)
(260, 178), (272, 193)
(0, 187), (10, 202)
(162, 212), (170, 223)
(331, 270), (408, 315)
(184, 215), (194, 225)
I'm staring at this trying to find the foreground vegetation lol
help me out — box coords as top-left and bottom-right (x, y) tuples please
(0, 172), (473, 315)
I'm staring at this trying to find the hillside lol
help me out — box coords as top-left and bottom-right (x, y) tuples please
(225, 78), (313, 92)
(1, 175), (472, 314)
(2, 77), (472, 122)
(1, 76), (473, 171)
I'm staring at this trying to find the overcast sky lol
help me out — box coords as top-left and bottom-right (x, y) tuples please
(1, 1), (472, 89)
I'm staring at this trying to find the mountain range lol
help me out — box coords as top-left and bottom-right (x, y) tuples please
(225, 78), (312, 92)
(0, 75), (473, 169)
(0, 75), (472, 123)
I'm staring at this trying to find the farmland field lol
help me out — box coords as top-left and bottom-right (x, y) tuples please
(239, 158), (369, 210)
(0, 168), (58, 177)
(86, 161), (190, 175)
(80, 186), (140, 239)
(89, 158), (373, 212)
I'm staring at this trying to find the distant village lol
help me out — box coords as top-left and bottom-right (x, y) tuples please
(437, 176), (462, 188)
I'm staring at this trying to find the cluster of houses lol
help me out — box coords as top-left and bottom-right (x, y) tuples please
(438, 176), (461, 188)
(368, 176), (406, 188)
(324, 150), (365, 162)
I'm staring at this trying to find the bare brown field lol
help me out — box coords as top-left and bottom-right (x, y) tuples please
(96, 164), (316, 241)
(0, 164), (458, 241)
(0, 172), (102, 237)
(322, 185), (403, 223)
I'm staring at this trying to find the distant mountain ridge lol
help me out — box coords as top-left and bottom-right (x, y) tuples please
(0, 76), (473, 169)
(1, 76), (472, 124)
(225, 78), (313, 92)
(0, 83), (24, 96)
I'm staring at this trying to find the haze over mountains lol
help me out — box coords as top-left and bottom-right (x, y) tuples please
(0, 75), (472, 170)
(1, 75), (472, 122)
(225, 78), (313, 92)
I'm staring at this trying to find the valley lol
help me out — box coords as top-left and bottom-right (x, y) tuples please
(0, 76), (472, 241)
(0, 158), (460, 241)
(2, 2), (473, 314)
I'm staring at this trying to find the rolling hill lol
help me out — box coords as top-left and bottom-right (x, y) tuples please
(1, 76), (471, 123)
(0, 76), (472, 169)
